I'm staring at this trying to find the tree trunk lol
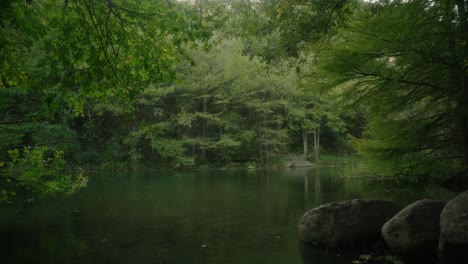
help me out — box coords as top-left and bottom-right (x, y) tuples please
(456, 0), (468, 168)
(457, 111), (468, 168)
(259, 131), (264, 165)
(449, 1), (468, 168)
(200, 97), (207, 163)
(301, 119), (308, 160)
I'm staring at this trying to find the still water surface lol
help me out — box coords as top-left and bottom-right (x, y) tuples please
(0, 168), (454, 264)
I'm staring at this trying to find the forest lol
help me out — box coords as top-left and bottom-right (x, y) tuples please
(1, 0), (467, 200)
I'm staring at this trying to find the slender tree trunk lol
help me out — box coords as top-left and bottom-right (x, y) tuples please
(451, 1), (468, 168)
(317, 127), (320, 159)
(456, 66), (468, 168)
(301, 119), (308, 160)
(457, 0), (468, 168)
(457, 111), (468, 167)
(313, 130), (316, 161)
(200, 97), (207, 163)
(259, 135), (264, 165)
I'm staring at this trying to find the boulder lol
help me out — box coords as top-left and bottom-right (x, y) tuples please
(298, 199), (399, 250)
(438, 190), (468, 264)
(381, 199), (447, 257)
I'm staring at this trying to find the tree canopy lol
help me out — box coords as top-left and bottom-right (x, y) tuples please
(245, 0), (467, 177)
(0, 0), (218, 204)
(2, 0), (467, 205)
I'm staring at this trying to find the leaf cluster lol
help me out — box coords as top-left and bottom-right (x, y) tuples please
(1, 146), (88, 208)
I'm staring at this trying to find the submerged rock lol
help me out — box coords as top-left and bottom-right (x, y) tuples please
(298, 199), (399, 250)
(381, 199), (446, 257)
(438, 190), (468, 264)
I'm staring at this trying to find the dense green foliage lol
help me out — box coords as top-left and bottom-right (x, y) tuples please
(0, 0), (218, 203)
(2, 0), (466, 203)
(1, 147), (87, 207)
(322, 0), (468, 178)
(240, 0), (468, 179)
(66, 39), (351, 169)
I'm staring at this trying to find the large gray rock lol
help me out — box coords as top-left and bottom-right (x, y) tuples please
(438, 191), (468, 264)
(381, 199), (447, 257)
(298, 199), (399, 250)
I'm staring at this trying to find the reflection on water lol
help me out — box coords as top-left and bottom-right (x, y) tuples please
(0, 168), (454, 264)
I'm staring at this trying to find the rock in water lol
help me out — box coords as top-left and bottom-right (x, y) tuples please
(298, 199), (399, 250)
(438, 191), (468, 264)
(381, 199), (447, 257)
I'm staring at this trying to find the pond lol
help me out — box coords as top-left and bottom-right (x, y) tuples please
(0, 167), (454, 264)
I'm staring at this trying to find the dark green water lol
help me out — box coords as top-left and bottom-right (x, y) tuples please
(0, 168), (454, 264)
